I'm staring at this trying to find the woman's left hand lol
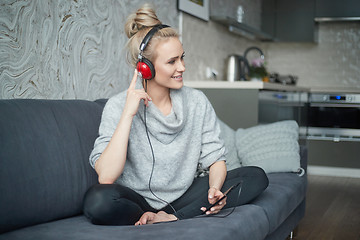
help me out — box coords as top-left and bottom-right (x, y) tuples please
(201, 187), (227, 215)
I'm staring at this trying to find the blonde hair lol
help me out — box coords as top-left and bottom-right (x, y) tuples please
(125, 4), (179, 68)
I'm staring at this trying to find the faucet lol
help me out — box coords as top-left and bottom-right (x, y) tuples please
(244, 46), (265, 63)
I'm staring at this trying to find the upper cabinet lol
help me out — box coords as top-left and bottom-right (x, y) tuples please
(315, 0), (360, 20)
(210, 0), (360, 42)
(210, 0), (272, 41)
(262, 0), (360, 42)
(262, 0), (316, 42)
(210, 16), (273, 41)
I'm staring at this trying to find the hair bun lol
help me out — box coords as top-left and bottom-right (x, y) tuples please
(125, 4), (162, 38)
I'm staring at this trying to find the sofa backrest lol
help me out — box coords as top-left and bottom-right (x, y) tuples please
(0, 99), (105, 233)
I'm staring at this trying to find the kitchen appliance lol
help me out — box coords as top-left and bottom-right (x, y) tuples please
(308, 93), (360, 141)
(306, 92), (360, 169)
(226, 54), (249, 81)
(226, 46), (266, 82)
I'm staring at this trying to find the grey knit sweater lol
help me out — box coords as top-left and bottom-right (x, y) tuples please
(89, 86), (226, 209)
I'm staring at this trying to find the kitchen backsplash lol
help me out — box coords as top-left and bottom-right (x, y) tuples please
(181, 12), (254, 82)
(264, 22), (360, 90)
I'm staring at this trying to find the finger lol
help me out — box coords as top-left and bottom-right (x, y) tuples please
(201, 205), (217, 215)
(208, 188), (217, 203)
(128, 89), (149, 103)
(210, 203), (222, 212)
(138, 90), (151, 106)
(132, 89), (151, 99)
(145, 93), (152, 106)
(217, 196), (227, 208)
(220, 197), (227, 206)
(210, 209), (221, 214)
(215, 190), (224, 198)
(136, 92), (152, 107)
(212, 190), (225, 204)
(211, 201), (225, 211)
(129, 69), (139, 90)
(206, 197), (227, 215)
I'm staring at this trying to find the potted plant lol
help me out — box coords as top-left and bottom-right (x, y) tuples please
(248, 58), (269, 82)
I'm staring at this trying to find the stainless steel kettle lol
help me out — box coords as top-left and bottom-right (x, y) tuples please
(226, 54), (249, 82)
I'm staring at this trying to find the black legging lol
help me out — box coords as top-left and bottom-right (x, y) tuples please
(83, 166), (269, 225)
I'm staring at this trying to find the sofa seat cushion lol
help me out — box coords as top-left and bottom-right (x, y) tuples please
(252, 173), (307, 234)
(0, 205), (269, 240)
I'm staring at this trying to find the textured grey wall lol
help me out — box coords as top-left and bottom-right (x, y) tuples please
(0, 0), (178, 100)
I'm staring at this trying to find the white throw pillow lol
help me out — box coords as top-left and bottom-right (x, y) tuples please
(235, 120), (302, 174)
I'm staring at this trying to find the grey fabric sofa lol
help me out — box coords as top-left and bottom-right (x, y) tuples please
(0, 99), (307, 240)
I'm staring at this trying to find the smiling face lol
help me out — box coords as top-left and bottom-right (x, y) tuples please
(151, 37), (185, 90)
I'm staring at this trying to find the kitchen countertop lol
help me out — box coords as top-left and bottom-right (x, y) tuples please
(310, 86), (360, 94)
(185, 80), (310, 92)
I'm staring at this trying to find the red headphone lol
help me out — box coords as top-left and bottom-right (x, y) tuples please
(136, 24), (169, 80)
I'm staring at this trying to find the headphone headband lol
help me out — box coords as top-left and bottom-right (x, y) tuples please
(139, 24), (170, 53)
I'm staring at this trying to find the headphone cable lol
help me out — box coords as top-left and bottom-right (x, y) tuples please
(143, 80), (177, 215)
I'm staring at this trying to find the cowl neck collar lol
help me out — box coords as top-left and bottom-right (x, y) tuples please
(137, 88), (186, 144)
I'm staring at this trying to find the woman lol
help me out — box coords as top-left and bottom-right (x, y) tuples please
(83, 4), (268, 226)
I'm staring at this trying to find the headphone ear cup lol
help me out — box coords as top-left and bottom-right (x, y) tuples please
(137, 58), (155, 80)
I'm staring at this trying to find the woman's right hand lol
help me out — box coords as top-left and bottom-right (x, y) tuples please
(123, 70), (152, 117)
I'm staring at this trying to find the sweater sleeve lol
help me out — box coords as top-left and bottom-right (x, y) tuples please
(198, 95), (227, 170)
(89, 95), (123, 169)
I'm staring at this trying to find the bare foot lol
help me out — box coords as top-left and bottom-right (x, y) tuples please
(134, 211), (178, 225)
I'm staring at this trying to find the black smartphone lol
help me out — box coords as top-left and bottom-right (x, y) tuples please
(203, 181), (242, 214)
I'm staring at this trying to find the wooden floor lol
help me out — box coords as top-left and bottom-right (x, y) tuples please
(294, 175), (360, 240)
